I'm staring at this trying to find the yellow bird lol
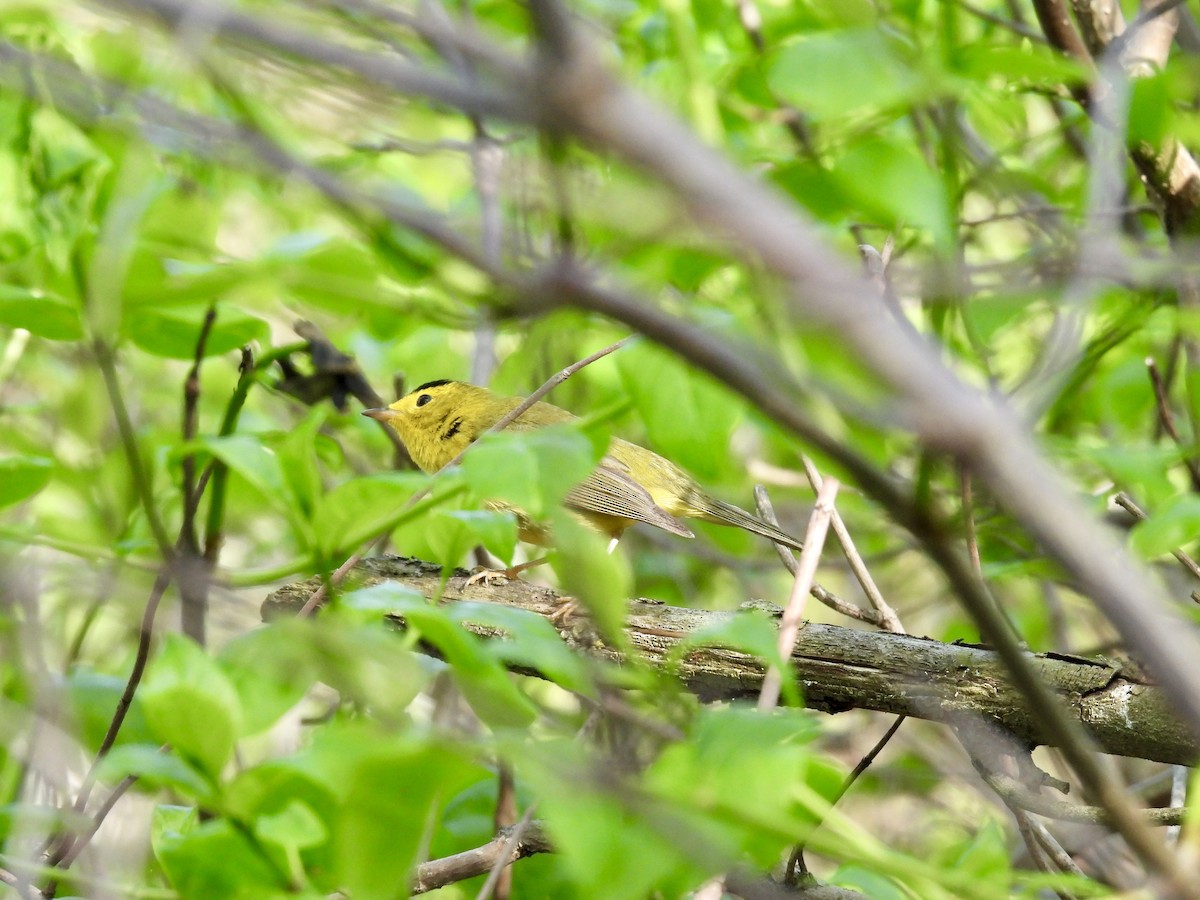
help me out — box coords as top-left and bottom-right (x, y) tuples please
(363, 380), (804, 553)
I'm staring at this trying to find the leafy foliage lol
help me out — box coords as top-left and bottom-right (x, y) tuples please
(1, 0), (1197, 897)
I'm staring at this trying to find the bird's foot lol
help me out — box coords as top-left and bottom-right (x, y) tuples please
(464, 557), (549, 587)
(548, 596), (583, 628)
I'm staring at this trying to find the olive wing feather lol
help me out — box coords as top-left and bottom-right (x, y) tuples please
(565, 460), (695, 539)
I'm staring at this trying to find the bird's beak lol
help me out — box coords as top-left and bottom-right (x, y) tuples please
(362, 407), (397, 423)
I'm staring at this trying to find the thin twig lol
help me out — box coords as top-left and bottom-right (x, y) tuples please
(475, 804), (537, 900)
(1023, 813), (1087, 880)
(960, 464), (983, 580)
(758, 478), (839, 711)
(179, 304), (218, 644)
(983, 771), (1187, 825)
(486, 761), (517, 900)
(45, 569), (172, 867)
(1112, 492), (1200, 582)
(1146, 356), (1200, 491)
(798, 457), (903, 633)
(1168, 763), (1188, 843)
(54, 774), (141, 870)
(753, 486), (880, 626)
(786, 714), (906, 883)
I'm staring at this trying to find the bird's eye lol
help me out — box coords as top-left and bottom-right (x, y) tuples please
(416, 393), (432, 407)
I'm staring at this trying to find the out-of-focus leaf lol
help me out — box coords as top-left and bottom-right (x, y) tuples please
(959, 46), (1087, 85)
(425, 508), (519, 568)
(65, 670), (156, 752)
(646, 707), (830, 865)
(0, 456), (52, 507)
(216, 622), (321, 737)
(618, 342), (739, 480)
(768, 29), (927, 118)
(288, 725), (486, 898)
(676, 610), (798, 706)
(450, 601), (595, 696)
(1129, 72), (1172, 146)
(1130, 494), (1200, 559)
(342, 583), (538, 728)
(834, 138), (952, 248)
(313, 471), (435, 559)
(140, 634), (242, 778)
(128, 305), (268, 359)
(276, 406), (329, 523)
(157, 819), (287, 899)
(462, 426), (597, 520)
(256, 799), (328, 852)
(94, 744), (211, 798)
(519, 738), (710, 897)
(201, 435), (304, 529)
(550, 510), (632, 648)
(0, 288), (82, 339)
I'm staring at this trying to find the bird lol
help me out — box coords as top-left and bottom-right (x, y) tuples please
(362, 379), (804, 555)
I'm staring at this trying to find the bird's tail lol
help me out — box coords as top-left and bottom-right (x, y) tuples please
(701, 498), (804, 552)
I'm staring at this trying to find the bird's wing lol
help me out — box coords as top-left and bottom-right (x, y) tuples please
(565, 460), (695, 539)
(694, 496), (804, 552)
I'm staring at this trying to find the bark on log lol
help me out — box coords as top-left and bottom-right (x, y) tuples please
(261, 555), (1198, 766)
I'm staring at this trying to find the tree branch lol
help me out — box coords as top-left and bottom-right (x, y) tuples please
(263, 556), (1200, 767)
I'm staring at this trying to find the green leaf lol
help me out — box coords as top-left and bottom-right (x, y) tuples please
(0, 287), (82, 340)
(550, 511), (632, 648)
(676, 610), (798, 706)
(279, 236), (393, 313)
(951, 819), (1010, 880)
(768, 29), (927, 118)
(157, 819), (288, 899)
(276, 406), (329, 523)
(216, 622), (320, 736)
(140, 634), (242, 778)
(312, 472), (429, 559)
(0, 456), (52, 508)
(461, 425), (597, 520)
(962, 293), (1040, 349)
(834, 138), (952, 248)
(425, 509), (519, 568)
(128, 305), (268, 359)
(519, 738), (708, 897)
(449, 601), (595, 696)
(334, 739), (486, 897)
(151, 804), (198, 850)
(94, 744), (211, 799)
(201, 435), (298, 524)
(1130, 494), (1200, 559)
(831, 866), (909, 900)
(65, 670), (156, 752)
(342, 584), (538, 728)
(225, 762), (338, 887)
(1129, 71), (1172, 146)
(298, 609), (429, 717)
(959, 46), (1087, 85)
(642, 708), (835, 870)
(618, 343), (739, 480)
(1071, 441), (1178, 510)
(256, 799), (328, 851)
